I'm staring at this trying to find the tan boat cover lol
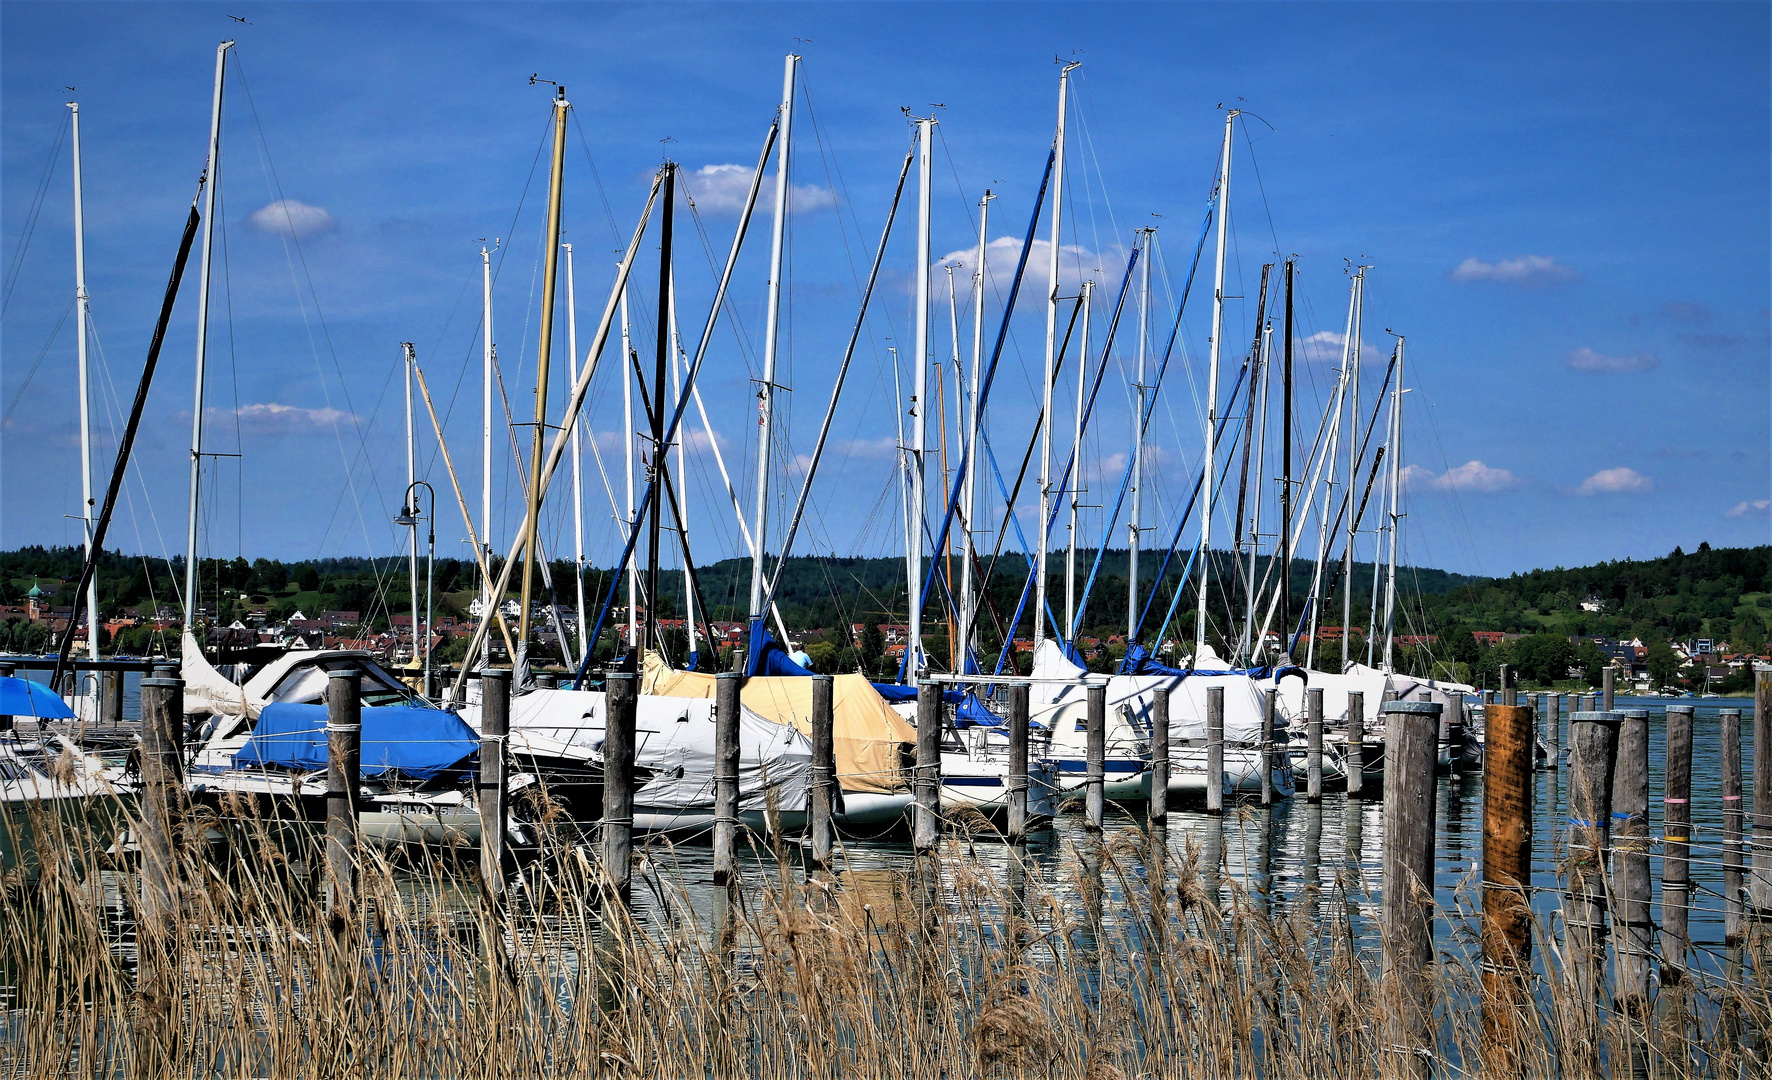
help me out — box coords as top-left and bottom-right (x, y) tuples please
(181, 631), (257, 719)
(642, 652), (913, 794)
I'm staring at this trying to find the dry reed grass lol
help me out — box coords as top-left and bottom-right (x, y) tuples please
(2, 788), (1769, 1078)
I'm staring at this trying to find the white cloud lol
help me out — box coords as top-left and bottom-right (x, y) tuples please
(1401, 460), (1519, 493)
(1297, 329), (1384, 365)
(934, 235), (1124, 301)
(248, 199), (337, 238)
(1725, 499), (1771, 518)
(1575, 467), (1653, 496)
(680, 164), (833, 215)
(1448, 254), (1581, 286)
(1566, 346), (1658, 373)
(218, 402), (354, 432)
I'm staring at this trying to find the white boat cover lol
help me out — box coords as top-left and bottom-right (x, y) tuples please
(181, 632), (255, 719)
(1274, 662), (1475, 727)
(1027, 640), (1269, 749)
(496, 688), (813, 814)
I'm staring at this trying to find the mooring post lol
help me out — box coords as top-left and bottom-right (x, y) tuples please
(713, 671), (741, 885)
(101, 668), (124, 725)
(138, 674), (185, 921)
(1498, 663), (1514, 707)
(1347, 690), (1366, 799)
(1436, 694), (1454, 775)
(1007, 684), (1030, 843)
(534, 672), (556, 690)
(603, 671), (637, 906)
(1306, 686), (1323, 802)
(1205, 685), (1225, 815)
(1544, 693), (1560, 769)
(1723, 707), (1746, 942)
(1381, 698), (1441, 1075)
(1450, 693), (1469, 777)
(478, 667), (509, 901)
(1481, 702), (1534, 1067)
(1566, 709), (1621, 1017)
(1613, 707), (1653, 1014)
(1261, 688), (1279, 807)
(1756, 668), (1772, 919)
(914, 680), (942, 852)
(809, 674), (835, 871)
(1085, 681), (1106, 831)
(1602, 667), (1615, 713)
(1150, 686), (1170, 825)
(1663, 703), (1694, 984)
(325, 668), (361, 923)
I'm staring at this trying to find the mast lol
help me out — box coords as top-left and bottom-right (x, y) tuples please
(646, 163), (677, 657)
(1306, 276), (1359, 667)
(183, 40), (232, 642)
(69, 101), (97, 663)
(1279, 258), (1295, 662)
(564, 243), (588, 666)
(1035, 61), (1080, 655)
(669, 284), (694, 664)
(1382, 336), (1405, 672)
(1067, 279), (1091, 640)
(620, 285), (637, 649)
(906, 113), (934, 677)
(748, 54), (799, 631)
(516, 85), (569, 675)
(1128, 227), (1153, 650)
(959, 190), (991, 669)
(1241, 309), (1273, 660)
(480, 244), (494, 651)
(1193, 109), (1235, 666)
(945, 263), (961, 663)
(1340, 268), (1366, 669)
(404, 342), (418, 668)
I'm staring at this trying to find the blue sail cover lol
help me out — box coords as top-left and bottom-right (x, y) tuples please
(867, 681), (1002, 727)
(745, 624), (816, 678)
(235, 703), (478, 780)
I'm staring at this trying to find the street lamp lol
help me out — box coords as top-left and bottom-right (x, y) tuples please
(395, 480), (436, 697)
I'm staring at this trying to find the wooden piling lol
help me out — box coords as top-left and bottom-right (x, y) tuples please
(101, 668), (124, 725)
(1613, 707), (1653, 1014)
(603, 670), (637, 906)
(1261, 689), (1278, 807)
(1544, 693), (1560, 769)
(1380, 698), (1441, 1074)
(1084, 681), (1106, 832)
(1481, 703), (1534, 1066)
(478, 667), (509, 901)
(1347, 690), (1366, 799)
(325, 668), (361, 923)
(1150, 686), (1170, 824)
(1723, 707), (1745, 943)
(1306, 686), (1323, 801)
(1206, 685), (1225, 815)
(713, 671), (741, 885)
(1499, 663), (1516, 707)
(809, 674), (835, 871)
(1450, 694), (1468, 777)
(1602, 667), (1615, 712)
(1663, 703), (1693, 983)
(1565, 709), (1621, 1014)
(138, 675), (184, 921)
(534, 672), (557, 690)
(1756, 669), (1772, 918)
(1007, 684), (1030, 843)
(914, 680), (942, 852)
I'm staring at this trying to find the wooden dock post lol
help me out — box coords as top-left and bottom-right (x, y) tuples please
(1614, 707), (1653, 1014)
(101, 668), (124, 725)
(1602, 667), (1615, 712)
(1084, 681), (1106, 832)
(603, 670), (637, 906)
(1380, 698), (1441, 1075)
(325, 668), (361, 924)
(1150, 686), (1170, 825)
(534, 672), (556, 690)
(1261, 688), (1279, 807)
(1755, 669), (1772, 919)
(138, 674), (185, 921)
(1205, 685), (1225, 815)
(1723, 706), (1745, 943)
(713, 671), (741, 885)
(1663, 703), (1694, 984)
(809, 674), (835, 871)
(1007, 684), (1030, 843)
(478, 667), (509, 902)
(1481, 702), (1534, 1067)
(1544, 693), (1560, 768)
(1566, 709), (1621, 1016)
(1346, 691), (1366, 799)
(1306, 686), (1323, 802)
(1449, 693), (1468, 777)
(1499, 663), (1515, 707)
(914, 680), (942, 852)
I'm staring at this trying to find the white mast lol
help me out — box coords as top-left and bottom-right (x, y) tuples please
(946, 263), (962, 665)
(1193, 109), (1235, 666)
(1035, 62), (1079, 655)
(183, 40), (233, 641)
(748, 53), (798, 631)
(1383, 337), (1405, 672)
(69, 101), (97, 663)
(1066, 279), (1092, 640)
(960, 190), (991, 669)
(1129, 227), (1153, 648)
(404, 342), (418, 666)
(669, 284), (695, 662)
(1240, 318), (1274, 660)
(907, 114), (934, 677)
(1340, 268), (1365, 670)
(564, 243), (588, 667)
(1305, 278), (1358, 668)
(480, 244), (494, 643)
(620, 284), (638, 649)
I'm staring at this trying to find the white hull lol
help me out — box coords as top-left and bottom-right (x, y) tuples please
(1165, 744), (1295, 799)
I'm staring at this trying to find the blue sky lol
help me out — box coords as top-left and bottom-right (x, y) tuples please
(3, 1), (1767, 595)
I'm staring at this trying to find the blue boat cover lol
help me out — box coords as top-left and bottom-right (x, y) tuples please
(867, 681), (1002, 727)
(235, 703), (478, 780)
(745, 624), (816, 678)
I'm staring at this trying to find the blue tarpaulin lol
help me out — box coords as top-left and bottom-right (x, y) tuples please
(235, 703), (478, 780)
(745, 624), (816, 678)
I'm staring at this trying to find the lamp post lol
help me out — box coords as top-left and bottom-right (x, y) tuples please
(395, 481), (436, 696)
